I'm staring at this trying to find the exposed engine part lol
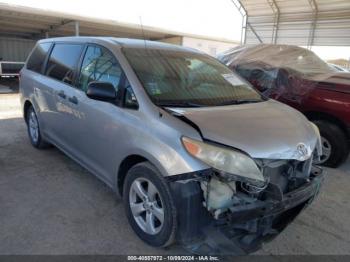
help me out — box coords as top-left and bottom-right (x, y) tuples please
(171, 165), (323, 255)
(200, 176), (236, 219)
(240, 175), (270, 195)
(198, 152), (316, 220)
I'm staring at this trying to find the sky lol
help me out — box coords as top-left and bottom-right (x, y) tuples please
(1, 0), (349, 61)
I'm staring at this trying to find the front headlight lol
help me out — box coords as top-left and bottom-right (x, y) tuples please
(182, 137), (264, 182)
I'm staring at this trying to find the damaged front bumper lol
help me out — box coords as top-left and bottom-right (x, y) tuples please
(168, 166), (324, 255)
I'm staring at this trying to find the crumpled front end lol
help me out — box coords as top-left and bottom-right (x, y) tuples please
(168, 156), (324, 255)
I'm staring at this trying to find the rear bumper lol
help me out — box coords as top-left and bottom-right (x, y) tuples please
(170, 166), (324, 255)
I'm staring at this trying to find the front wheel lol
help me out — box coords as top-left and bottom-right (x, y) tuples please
(313, 120), (349, 167)
(123, 162), (177, 247)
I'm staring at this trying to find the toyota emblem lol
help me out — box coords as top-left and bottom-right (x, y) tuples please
(297, 143), (309, 159)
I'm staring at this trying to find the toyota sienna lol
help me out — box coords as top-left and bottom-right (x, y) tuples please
(20, 37), (324, 254)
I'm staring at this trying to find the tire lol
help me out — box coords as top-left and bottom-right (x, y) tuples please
(313, 120), (349, 167)
(26, 106), (50, 149)
(123, 162), (177, 247)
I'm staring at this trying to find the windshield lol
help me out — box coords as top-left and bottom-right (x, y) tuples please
(123, 48), (263, 107)
(224, 45), (335, 75)
(274, 47), (334, 75)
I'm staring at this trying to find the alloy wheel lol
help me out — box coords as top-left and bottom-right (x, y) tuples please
(129, 178), (164, 235)
(28, 110), (39, 144)
(315, 136), (332, 164)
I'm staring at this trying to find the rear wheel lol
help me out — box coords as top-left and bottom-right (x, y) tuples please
(313, 120), (349, 167)
(26, 106), (50, 149)
(123, 162), (177, 247)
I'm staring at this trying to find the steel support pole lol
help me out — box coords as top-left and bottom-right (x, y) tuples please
(307, 0), (318, 49)
(231, 0), (263, 44)
(267, 0), (280, 44)
(75, 21), (80, 36)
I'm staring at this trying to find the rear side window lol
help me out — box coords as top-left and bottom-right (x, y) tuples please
(27, 43), (51, 73)
(46, 43), (83, 85)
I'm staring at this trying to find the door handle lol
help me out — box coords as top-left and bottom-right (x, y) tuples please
(68, 96), (78, 105)
(57, 90), (66, 99)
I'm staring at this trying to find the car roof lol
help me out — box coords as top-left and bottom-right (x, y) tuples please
(38, 36), (202, 53)
(220, 43), (334, 75)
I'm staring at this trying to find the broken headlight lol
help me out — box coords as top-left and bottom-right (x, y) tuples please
(182, 137), (264, 182)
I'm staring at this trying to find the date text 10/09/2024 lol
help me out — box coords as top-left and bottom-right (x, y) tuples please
(127, 256), (220, 261)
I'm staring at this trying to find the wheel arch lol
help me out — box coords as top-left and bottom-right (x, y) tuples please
(23, 99), (33, 123)
(304, 111), (349, 139)
(117, 154), (151, 197)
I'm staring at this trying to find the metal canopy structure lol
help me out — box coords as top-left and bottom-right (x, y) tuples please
(0, 3), (183, 40)
(234, 0), (350, 47)
(0, 3), (239, 62)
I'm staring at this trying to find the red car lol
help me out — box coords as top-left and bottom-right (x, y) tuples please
(218, 44), (350, 167)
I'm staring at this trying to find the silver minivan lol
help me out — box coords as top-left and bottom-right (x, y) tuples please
(20, 37), (323, 254)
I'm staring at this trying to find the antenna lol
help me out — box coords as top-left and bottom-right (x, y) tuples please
(139, 16), (147, 50)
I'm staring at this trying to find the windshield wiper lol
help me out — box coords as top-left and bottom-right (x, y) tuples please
(217, 99), (263, 106)
(157, 101), (204, 108)
(157, 99), (264, 108)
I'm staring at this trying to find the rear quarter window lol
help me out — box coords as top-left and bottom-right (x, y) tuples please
(26, 43), (51, 73)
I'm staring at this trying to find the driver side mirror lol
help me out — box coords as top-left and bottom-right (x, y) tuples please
(86, 81), (117, 102)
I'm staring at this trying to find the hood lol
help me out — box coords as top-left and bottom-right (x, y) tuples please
(169, 100), (318, 160)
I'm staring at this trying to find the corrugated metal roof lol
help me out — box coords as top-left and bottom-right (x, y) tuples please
(238, 0), (350, 46)
(0, 37), (35, 61)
